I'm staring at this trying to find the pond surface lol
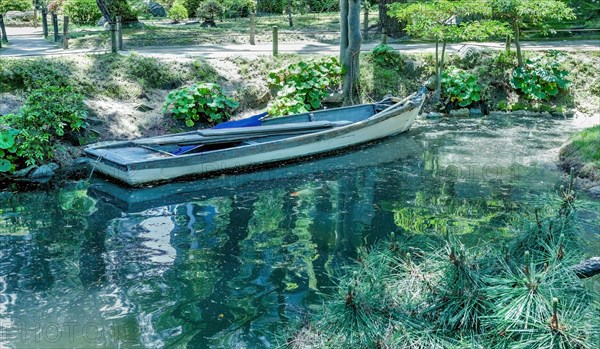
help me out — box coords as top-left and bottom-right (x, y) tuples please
(1, 115), (599, 348)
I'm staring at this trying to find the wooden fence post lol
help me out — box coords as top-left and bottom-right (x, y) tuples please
(42, 9), (48, 38)
(249, 12), (255, 45)
(62, 16), (69, 49)
(272, 26), (278, 56)
(0, 15), (7, 43)
(381, 28), (387, 45)
(363, 9), (369, 41)
(52, 13), (59, 42)
(110, 21), (117, 53)
(116, 16), (123, 50)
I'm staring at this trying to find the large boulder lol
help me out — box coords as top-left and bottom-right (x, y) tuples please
(148, 2), (166, 17)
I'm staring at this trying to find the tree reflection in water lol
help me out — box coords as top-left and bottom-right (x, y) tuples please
(1, 116), (599, 348)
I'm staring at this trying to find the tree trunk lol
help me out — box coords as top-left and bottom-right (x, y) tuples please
(96, 0), (138, 23)
(340, 0), (362, 105)
(513, 21), (523, 67)
(378, 0), (405, 37)
(433, 40), (447, 103)
(286, 0), (293, 27)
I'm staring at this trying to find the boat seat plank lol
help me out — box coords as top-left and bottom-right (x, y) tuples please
(198, 120), (352, 137)
(133, 120), (353, 147)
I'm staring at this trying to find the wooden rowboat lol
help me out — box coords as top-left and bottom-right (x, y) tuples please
(85, 90), (426, 186)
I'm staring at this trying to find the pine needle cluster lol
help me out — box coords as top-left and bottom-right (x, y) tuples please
(284, 174), (599, 348)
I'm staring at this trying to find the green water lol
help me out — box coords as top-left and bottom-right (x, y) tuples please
(1, 116), (598, 348)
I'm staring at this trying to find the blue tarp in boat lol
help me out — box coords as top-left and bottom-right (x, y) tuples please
(212, 112), (267, 129)
(171, 112), (268, 155)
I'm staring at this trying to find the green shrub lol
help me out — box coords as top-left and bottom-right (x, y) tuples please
(267, 57), (344, 116)
(169, 0), (188, 22)
(1, 84), (87, 169)
(442, 68), (481, 108)
(0, 0), (30, 13)
(63, 0), (102, 25)
(256, 0), (283, 13)
(197, 0), (223, 20)
(221, 0), (254, 18)
(182, 0), (202, 17)
(0, 59), (71, 91)
(511, 51), (571, 101)
(163, 83), (239, 127)
(371, 44), (403, 68)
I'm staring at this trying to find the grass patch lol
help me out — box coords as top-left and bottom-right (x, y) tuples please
(67, 12), (360, 49)
(560, 125), (600, 182)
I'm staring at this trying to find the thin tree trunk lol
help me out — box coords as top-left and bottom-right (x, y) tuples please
(378, 0), (405, 37)
(286, 0), (293, 27)
(341, 0), (362, 104)
(434, 40), (440, 102)
(513, 21), (523, 67)
(435, 41), (446, 102)
(434, 40), (447, 103)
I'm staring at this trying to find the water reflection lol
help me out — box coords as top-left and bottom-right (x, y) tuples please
(0, 116), (598, 348)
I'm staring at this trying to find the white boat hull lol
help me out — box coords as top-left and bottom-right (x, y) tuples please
(90, 106), (420, 186)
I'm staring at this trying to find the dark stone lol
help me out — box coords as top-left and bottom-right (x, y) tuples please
(97, 16), (107, 27)
(201, 20), (217, 28)
(469, 108), (483, 116)
(424, 75), (437, 91)
(29, 163), (59, 181)
(588, 186), (600, 198)
(149, 3), (167, 17)
(404, 59), (420, 77)
(12, 165), (37, 178)
(135, 104), (154, 112)
(450, 108), (470, 117)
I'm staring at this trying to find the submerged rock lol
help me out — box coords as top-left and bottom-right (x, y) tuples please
(469, 108), (483, 116)
(450, 108), (470, 117)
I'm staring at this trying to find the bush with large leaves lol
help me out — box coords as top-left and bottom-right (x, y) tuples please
(442, 68), (481, 108)
(267, 57), (344, 116)
(163, 83), (239, 127)
(511, 51), (571, 101)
